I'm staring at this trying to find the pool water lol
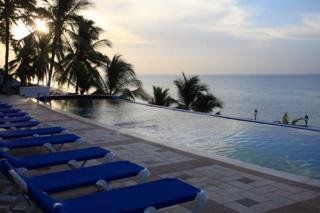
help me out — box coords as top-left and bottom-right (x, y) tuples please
(49, 99), (320, 179)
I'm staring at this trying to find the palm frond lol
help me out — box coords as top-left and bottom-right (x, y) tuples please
(149, 86), (175, 106)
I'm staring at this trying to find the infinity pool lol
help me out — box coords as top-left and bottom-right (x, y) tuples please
(49, 99), (320, 179)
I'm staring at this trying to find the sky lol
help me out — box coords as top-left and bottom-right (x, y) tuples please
(80, 0), (320, 75)
(2, 0), (320, 75)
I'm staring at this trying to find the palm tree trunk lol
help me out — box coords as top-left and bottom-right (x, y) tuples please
(47, 32), (59, 87)
(3, 0), (10, 90)
(47, 50), (56, 87)
(75, 81), (79, 94)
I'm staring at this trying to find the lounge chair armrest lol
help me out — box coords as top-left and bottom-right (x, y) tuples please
(67, 160), (80, 169)
(137, 168), (150, 183)
(192, 190), (208, 213)
(104, 152), (115, 162)
(77, 139), (85, 144)
(53, 202), (64, 213)
(144, 206), (156, 213)
(95, 179), (110, 191)
(43, 143), (56, 153)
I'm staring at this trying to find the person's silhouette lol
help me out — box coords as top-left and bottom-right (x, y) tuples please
(304, 114), (309, 127)
(254, 109), (258, 120)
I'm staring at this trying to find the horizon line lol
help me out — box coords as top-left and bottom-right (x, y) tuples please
(137, 73), (320, 76)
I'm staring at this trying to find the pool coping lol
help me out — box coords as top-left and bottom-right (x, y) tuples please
(37, 95), (320, 132)
(32, 99), (320, 189)
(128, 100), (320, 133)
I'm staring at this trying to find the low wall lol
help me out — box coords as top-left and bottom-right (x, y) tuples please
(19, 86), (50, 98)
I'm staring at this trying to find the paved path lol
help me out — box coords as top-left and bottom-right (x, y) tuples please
(1, 95), (320, 213)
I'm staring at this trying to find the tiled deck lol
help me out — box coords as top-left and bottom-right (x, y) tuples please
(1, 95), (320, 213)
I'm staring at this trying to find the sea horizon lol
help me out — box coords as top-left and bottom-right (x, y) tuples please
(138, 73), (320, 76)
(138, 74), (320, 127)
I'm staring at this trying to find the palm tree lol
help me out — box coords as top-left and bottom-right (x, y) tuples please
(274, 112), (305, 125)
(191, 93), (223, 113)
(149, 86), (175, 106)
(33, 32), (52, 85)
(174, 73), (222, 112)
(45, 0), (91, 87)
(9, 33), (37, 86)
(174, 72), (208, 110)
(96, 55), (149, 101)
(0, 0), (37, 88)
(56, 16), (110, 94)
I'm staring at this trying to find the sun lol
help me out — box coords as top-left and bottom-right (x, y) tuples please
(12, 19), (49, 40)
(35, 19), (49, 33)
(12, 21), (31, 40)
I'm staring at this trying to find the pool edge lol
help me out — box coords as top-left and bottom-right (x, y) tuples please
(33, 98), (320, 189)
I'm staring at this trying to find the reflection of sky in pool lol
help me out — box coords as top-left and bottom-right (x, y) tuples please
(50, 99), (320, 179)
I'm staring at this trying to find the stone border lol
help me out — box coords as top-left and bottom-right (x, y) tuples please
(31, 98), (320, 189)
(127, 100), (320, 132)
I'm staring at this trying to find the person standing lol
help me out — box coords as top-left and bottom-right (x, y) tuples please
(304, 114), (309, 127)
(254, 109), (258, 120)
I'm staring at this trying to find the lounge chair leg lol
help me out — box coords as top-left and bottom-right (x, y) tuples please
(26, 203), (37, 213)
(80, 160), (87, 167)
(95, 179), (110, 191)
(9, 194), (30, 212)
(144, 206), (156, 213)
(192, 191), (208, 213)
(137, 168), (150, 183)
(43, 143), (56, 152)
(57, 144), (64, 151)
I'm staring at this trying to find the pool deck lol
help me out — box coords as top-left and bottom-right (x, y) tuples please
(1, 95), (320, 213)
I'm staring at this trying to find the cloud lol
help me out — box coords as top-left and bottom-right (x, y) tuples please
(86, 0), (320, 43)
(273, 13), (320, 40)
(85, 0), (253, 43)
(82, 0), (320, 75)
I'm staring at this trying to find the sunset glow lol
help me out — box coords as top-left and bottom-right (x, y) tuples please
(12, 19), (48, 40)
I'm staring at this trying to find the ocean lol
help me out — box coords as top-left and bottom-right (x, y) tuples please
(139, 75), (320, 127)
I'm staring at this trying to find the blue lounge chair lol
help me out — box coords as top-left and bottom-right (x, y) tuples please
(0, 127), (65, 139)
(0, 147), (114, 171)
(22, 161), (148, 193)
(0, 103), (10, 107)
(0, 111), (28, 118)
(0, 116), (32, 124)
(0, 134), (80, 152)
(0, 104), (12, 109)
(0, 160), (151, 211)
(0, 120), (40, 130)
(0, 108), (20, 113)
(8, 166), (207, 213)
